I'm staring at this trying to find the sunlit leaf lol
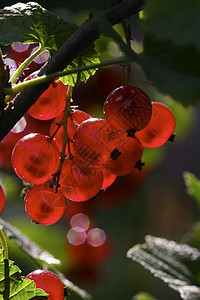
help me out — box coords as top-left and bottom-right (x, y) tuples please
(0, 2), (76, 51)
(127, 235), (200, 300)
(0, 2), (100, 85)
(0, 248), (48, 299)
(60, 45), (100, 86)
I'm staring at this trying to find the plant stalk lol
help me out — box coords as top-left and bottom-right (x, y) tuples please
(4, 56), (129, 95)
(10, 43), (44, 84)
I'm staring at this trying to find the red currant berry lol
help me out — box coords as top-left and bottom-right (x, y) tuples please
(25, 183), (66, 225)
(27, 79), (67, 120)
(0, 185), (5, 214)
(135, 102), (176, 148)
(11, 133), (60, 184)
(26, 270), (64, 300)
(104, 86), (152, 133)
(105, 134), (143, 176)
(73, 118), (121, 166)
(59, 157), (103, 202)
(101, 168), (117, 190)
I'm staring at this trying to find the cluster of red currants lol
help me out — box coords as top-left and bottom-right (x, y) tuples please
(0, 41), (176, 224)
(10, 82), (176, 225)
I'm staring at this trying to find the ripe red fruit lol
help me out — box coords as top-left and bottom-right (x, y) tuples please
(73, 118), (121, 166)
(0, 185), (5, 214)
(59, 157), (103, 202)
(26, 270), (64, 300)
(11, 133), (60, 184)
(104, 86), (152, 133)
(104, 134), (143, 176)
(25, 183), (66, 225)
(27, 79), (67, 120)
(101, 168), (117, 190)
(135, 102), (176, 148)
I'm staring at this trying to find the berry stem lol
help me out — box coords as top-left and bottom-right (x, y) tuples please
(0, 228), (10, 300)
(121, 21), (131, 86)
(3, 57), (129, 95)
(10, 43), (44, 85)
(52, 85), (73, 190)
(49, 121), (63, 142)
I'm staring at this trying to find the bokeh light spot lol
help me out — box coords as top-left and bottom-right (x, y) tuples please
(70, 213), (90, 230)
(67, 227), (86, 246)
(87, 228), (106, 247)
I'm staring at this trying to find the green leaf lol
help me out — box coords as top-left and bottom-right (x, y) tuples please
(127, 235), (200, 300)
(0, 249), (48, 299)
(60, 45), (100, 86)
(183, 172), (200, 209)
(0, 2), (76, 51)
(138, 35), (200, 104)
(0, 218), (60, 266)
(142, 0), (200, 50)
(133, 292), (157, 300)
(8, 279), (48, 299)
(0, 2), (100, 85)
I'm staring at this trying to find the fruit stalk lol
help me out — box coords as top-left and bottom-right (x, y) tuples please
(3, 57), (129, 95)
(10, 43), (44, 85)
(52, 85), (73, 190)
(121, 20), (131, 85)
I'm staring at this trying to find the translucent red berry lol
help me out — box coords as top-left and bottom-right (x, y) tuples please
(59, 157), (103, 202)
(135, 102), (176, 148)
(104, 86), (152, 133)
(25, 183), (66, 225)
(11, 133), (60, 184)
(0, 185), (5, 215)
(101, 168), (117, 190)
(27, 79), (67, 120)
(73, 118), (121, 166)
(104, 134), (143, 176)
(0, 115), (53, 169)
(26, 270), (64, 300)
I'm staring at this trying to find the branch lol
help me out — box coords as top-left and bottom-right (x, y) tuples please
(0, 0), (144, 142)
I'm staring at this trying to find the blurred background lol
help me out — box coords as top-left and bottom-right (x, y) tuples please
(0, 1), (200, 300)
